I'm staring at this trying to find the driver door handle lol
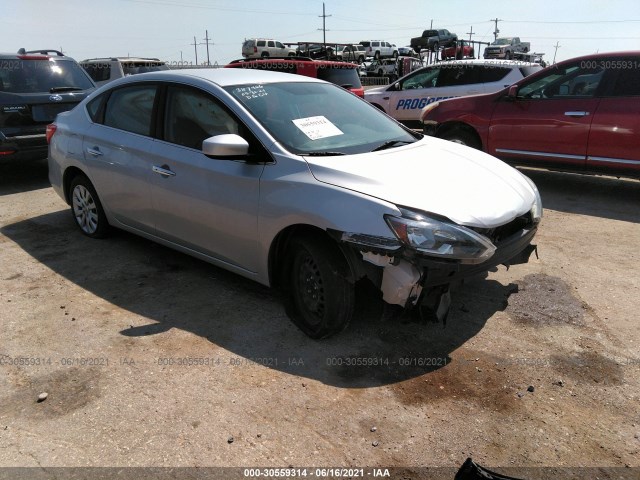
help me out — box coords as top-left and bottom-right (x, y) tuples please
(152, 165), (176, 177)
(87, 147), (103, 157)
(564, 111), (589, 117)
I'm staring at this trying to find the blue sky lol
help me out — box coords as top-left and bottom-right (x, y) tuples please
(3, 0), (640, 64)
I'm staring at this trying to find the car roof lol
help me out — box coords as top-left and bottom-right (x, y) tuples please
(81, 57), (163, 63)
(104, 68), (324, 88)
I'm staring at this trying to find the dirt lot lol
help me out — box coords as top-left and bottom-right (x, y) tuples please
(1, 159), (639, 477)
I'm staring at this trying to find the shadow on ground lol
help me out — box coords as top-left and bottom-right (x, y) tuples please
(0, 157), (49, 196)
(1, 210), (516, 387)
(519, 168), (640, 223)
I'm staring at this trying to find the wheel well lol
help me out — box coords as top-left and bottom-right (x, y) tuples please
(437, 122), (483, 149)
(62, 167), (86, 204)
(268, 225), (352, 290)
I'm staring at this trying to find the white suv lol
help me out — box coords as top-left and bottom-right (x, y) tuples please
(80, 57), (168, 87)
(365, 59), (542, 127)
(360, 41), (398, 59)
(242, 39), (296, 58)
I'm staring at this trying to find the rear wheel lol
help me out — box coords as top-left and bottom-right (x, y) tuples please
(440, 127), (481, 150)
(431, 42), (439, 52)
(69, 174), (109, 238)
(284, 236), (354, 339)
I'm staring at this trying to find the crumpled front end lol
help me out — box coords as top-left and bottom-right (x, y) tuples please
(331, 209), (539, 323)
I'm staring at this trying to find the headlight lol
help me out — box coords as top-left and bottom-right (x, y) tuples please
(421, 101), (439, 122)
(384, 209), (496, 264)
(523, 175), (543, 223)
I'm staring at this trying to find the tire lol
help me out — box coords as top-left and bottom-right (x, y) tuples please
(393, 51), (398, 59)
(374, 51), (380, 60)
(69, 174), (109, 238)
(284, 236), (355, 339)
(505, 51), (512, 60)
(431, 42), (439, 52)
(288, 52), (295, 57)
(261, 52), (269, 58)
(441, 127), (481, 150)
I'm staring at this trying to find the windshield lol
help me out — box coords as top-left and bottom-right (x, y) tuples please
(493, 38), (511, 45)
(226, 82), (418, 155)
(0, 59), (94, 93)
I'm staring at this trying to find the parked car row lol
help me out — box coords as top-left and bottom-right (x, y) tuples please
(6, 44), (639, 339)
(241, 38), (413, 61)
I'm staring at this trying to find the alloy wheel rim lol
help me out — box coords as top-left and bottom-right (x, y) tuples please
(297, 255), (325, 323)
(72, 185), (99, 234)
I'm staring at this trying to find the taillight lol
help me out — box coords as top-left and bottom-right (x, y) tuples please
(46, 124), (57, 144)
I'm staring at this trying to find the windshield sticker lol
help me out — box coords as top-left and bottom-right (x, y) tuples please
(234, 85), (268, 100)
(292, 116), (344, 140)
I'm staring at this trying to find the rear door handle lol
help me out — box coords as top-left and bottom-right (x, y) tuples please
(152, 165), (176, 177)
(564, 111), (589, 117)
(87, 147), (103, 157)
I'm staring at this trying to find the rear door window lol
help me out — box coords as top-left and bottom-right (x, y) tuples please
(436, 65), (481, 87)
(103, 85), (157, 136)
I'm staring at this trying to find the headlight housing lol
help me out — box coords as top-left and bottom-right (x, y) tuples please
(523, 175), (543, 223)
(384, 209), (496, 264)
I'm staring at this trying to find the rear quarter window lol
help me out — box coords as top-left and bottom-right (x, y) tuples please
(479, 66), (512, 83)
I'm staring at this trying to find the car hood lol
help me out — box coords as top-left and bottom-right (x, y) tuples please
(363, 86), (388, 99)
(303, 136), (536, 228)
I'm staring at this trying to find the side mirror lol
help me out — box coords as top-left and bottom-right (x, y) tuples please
(507, 84), (519, 99)
(202, 134), (249, 158)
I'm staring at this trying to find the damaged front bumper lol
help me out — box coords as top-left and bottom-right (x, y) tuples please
(334, 220), (538, 322)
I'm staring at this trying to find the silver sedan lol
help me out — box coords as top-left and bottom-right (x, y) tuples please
(48, 69), (541, 338)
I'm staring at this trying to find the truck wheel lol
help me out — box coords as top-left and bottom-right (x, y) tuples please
(505, 51), (512, 60)
(374, 51), (381, 60)
(284, 235), (355, 339)
(261, 52), (269, 58)
(432, 42), (439, 52)
(441, 128), (481, 150)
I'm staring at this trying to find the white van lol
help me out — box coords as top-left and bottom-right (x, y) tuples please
(365, 59), (542, 127)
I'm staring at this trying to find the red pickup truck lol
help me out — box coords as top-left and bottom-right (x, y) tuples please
(421, 51), (640, 178)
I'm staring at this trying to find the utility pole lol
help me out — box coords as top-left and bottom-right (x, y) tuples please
(201, 30), (213, 66)
(318, 3), (331, 46)
(553, 41), (561, 64)
(490, 18), (502, 41)
(466, 26), (475, 42)
(191, 36), (198, 65)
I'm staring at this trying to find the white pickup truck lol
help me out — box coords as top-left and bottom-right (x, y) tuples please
(483, 37), (530, 60)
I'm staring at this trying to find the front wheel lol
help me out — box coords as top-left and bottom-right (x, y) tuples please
(70, 174), (109, 238)
(431, 42), (439, 52)
(441, 127), (481, 150)
(284, 236), (354, 339)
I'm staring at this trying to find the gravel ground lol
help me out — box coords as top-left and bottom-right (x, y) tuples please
(1, 159), (639, 477)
